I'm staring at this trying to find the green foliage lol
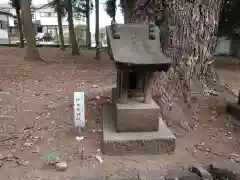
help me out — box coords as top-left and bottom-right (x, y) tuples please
(9, 0), (32, 10)
(72, 0), (94, 19)
(42, 152), (60, 162)
(52, 0), (67, 17)
(104, 0), (128, 19)
(218, 0), (240, 36)
(50, 0), (93, 20)
(9, 0), (21, 11)
(104, 0), (117, 19)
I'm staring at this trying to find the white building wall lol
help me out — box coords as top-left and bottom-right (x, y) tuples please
(8, 16), (14, 27)
(33, 7), (84, 26)
(34, 8), (58, 26)
(0, 14), (8, 39)
(0, 29), (8, 39)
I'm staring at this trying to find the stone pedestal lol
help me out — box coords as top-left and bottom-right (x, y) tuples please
(112, 87), (160, 132)
(102, 103), (176, 155)
(115, 100), (160, 132)
(227, 91), (240, 120)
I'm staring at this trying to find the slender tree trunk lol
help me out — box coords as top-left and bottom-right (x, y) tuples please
(6, 16), (11, 44)
(16, 8), (24, 48)
(66, 0), (79, 55)
(86, 0), (91, 48)
(20, 0), (42, 60)
(95, 0), (100, 59)
(56, 0), (65, 50)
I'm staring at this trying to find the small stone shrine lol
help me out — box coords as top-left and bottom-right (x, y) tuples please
(227, 92), (240, 120)
(102, 21), (176, 155)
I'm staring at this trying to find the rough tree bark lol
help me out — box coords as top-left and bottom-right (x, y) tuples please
(66, 0), (79, 55)
(20, 0), (42, 60)
(129, 0), (223, 128)
(16, 8), (24, 48)
(56, 0), (65, 50)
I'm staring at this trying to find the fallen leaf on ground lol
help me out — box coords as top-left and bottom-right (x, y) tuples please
(95, 155), (103, 163)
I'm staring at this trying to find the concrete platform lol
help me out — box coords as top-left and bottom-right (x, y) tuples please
(101, 103), (176, 155)
(227, 103), (240, 120)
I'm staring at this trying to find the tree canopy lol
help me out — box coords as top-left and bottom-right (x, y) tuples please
(104, 0), (117, 20)
(9, 0), (21, 11)
(48, 0), (93, 20)
(71, 0), (94, 19)
(104, 0), (240, 37)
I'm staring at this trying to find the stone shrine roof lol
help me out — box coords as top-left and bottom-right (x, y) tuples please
(106, 23), (172, 65)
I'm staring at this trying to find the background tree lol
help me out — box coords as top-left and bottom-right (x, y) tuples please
(95, 0), (100, 59)
(65, 0), (79, 55)
(20, 0), (42, 60)
(71, 0), (93, 48)
(9, 0), (24, 48)
(49, 0), (93, 50)
(55, 0), (65, 50)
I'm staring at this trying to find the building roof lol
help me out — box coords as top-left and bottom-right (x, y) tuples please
(33, 1), (54, 10)
(0, 10), (13, 16)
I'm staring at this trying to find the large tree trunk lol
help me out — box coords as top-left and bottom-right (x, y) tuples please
(66, 0), (79, 55)
(86, 0), (91, 48)
(129, 0), (223, 128)
(161, 1), (222, 102)
(56, 0), (65, 50)
(16, 8), (24, 48)
(20, 0), (42, 60)
(95, 0), (100, 59)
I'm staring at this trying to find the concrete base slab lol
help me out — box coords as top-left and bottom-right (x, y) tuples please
(101, 103), (176, 155)
(227, 103), (240, 120)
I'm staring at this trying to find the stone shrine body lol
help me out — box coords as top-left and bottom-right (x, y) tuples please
(102, 21), (176, 155)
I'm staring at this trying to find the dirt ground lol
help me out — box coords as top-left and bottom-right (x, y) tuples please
(0, 47), (239, 180)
